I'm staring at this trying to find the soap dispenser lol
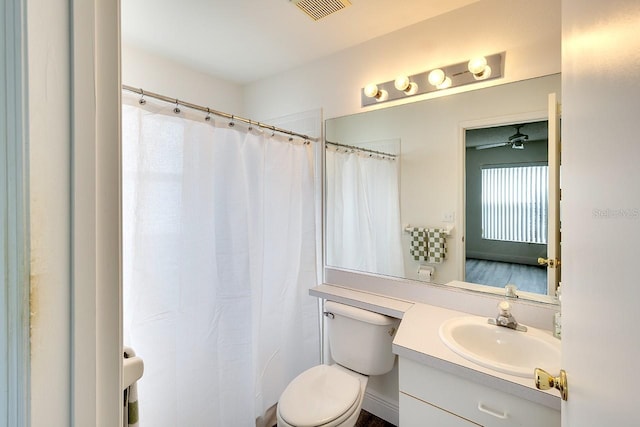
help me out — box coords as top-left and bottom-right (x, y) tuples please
(553, 283), (562, 339)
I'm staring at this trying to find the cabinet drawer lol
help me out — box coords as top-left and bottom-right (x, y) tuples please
(400, 392), (479, 427)
(399, 358), (560, 427)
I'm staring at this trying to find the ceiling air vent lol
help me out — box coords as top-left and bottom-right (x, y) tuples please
(291, 0), (351, 21)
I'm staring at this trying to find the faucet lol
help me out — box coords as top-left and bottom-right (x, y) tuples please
(488, 300), (528, 332)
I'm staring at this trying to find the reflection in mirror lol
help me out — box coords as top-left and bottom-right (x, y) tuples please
(465, 121), (549, 295)
(325, 74), (561, 303)
(325, 139), (403, 276)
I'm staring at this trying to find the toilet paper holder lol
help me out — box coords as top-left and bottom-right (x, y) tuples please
(417, 265), (435, 281)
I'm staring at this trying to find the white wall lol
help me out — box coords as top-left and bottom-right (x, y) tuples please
(562, 0), (640, 424)
(122, 44), (244, 115)
(243, 0), (561, 121)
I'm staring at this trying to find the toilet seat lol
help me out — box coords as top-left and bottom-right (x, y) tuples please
(278, 365), (362, 427)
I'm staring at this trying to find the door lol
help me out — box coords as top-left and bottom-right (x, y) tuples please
(559, 2), (640, 425)
(545, 93), (561, 295)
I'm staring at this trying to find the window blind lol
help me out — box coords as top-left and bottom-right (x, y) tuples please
(481, 165), (548, 244)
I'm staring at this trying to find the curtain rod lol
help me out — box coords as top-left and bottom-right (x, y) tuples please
(122, 85), (317, 142)
(326, 140), (397, 158)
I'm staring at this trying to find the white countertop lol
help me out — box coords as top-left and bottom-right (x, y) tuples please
(310, 284), (413, 319)
(310, 284), (562, 411)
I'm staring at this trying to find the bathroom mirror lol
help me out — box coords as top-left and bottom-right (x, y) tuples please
(324, 73), (561, 302)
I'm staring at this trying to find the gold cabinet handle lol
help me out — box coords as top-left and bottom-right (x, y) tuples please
(535, 368), (568, 401)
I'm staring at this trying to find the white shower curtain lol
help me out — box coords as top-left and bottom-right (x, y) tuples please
(122, 94), (319, 426)
(325, 147), (404, 277)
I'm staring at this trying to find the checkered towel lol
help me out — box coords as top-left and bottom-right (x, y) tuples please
(408, 227), (447, 263)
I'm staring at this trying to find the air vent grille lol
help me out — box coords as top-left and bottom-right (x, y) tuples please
(292, 0), (351, 21)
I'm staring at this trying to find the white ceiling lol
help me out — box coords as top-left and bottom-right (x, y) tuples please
(121, 0), (481, 84)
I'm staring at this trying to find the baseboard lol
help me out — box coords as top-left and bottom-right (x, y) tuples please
(362, 390), (399, 426)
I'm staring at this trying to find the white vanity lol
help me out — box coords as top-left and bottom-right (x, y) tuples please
(311, 284), (561, 426)
(394, 303), (560, 426)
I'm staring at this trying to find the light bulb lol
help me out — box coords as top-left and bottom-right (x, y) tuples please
(394, 76), (419, 95)
(472, 65), (492, 81)
(436, 76), (452, 90)
(405, 82), (418, 95)
(364, 83), (380, 98)
(394, 76), (410, 91)
(468, 56), (488, 75)
(377, 89), (389, 102)
(428, 69), (446, 86)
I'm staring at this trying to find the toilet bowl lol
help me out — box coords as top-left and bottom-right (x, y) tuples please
(276, 364), (367, 427)
(276, 301), (398, 427)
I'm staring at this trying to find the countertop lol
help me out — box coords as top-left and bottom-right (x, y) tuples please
(310, 284), (561, 411)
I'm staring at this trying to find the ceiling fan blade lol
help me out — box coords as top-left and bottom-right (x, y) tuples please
(475, 142), (509, 150)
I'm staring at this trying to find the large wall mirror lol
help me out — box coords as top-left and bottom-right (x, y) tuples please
(325, 73), (561, 303)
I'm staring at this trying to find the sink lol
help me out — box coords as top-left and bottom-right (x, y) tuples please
(439, 316), (561, 378)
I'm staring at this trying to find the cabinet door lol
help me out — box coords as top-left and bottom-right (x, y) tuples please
(399, 358), (560, 427)
(400, 392), (480, 427)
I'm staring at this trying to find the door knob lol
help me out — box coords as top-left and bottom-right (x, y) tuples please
(537, 257), (561, 268)
(534, 368), (568, 401)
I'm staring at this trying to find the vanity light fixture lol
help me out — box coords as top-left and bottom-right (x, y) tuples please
(363, 83), (389, 102)
(360, 52), (504, 107)
(394, 76), (419, 95)
(468, 56), (492, 80)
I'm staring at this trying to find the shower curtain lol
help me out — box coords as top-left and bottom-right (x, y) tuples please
(325, 147), (404, 277)
(122, 93), (319, 426)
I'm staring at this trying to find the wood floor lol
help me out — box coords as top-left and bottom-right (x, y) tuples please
(465, 258), (547, 294)
(355, 410), (396, 427)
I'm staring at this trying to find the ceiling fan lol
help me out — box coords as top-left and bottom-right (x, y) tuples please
(475, 124), (529, 150)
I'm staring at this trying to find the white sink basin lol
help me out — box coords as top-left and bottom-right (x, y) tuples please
(439, 316), (561, 378)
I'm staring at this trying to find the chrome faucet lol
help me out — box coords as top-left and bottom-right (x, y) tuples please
(488, 301), (527, 332)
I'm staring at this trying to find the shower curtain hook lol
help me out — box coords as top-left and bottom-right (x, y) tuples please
(248, 119), (253, 131)
(138, 89), (146, 105)
(173, 99), (181, 114)
(228, 115), (235, 127)
(271, 125), (276, 137)
(205, 108), (211, 121)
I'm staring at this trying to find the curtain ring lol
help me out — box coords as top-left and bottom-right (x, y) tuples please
(138, 89), (146, 105)
(173, 99), (181, 114)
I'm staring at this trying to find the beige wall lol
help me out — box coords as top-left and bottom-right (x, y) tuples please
(122, 44), (244, 115)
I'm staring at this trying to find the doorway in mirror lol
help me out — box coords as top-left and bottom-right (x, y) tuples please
(464, 120), (552, 295)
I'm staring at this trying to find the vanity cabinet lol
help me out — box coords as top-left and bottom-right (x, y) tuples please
(399, 357), (560, 427)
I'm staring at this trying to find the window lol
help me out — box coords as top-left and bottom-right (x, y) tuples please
(481, 165), (548, 244)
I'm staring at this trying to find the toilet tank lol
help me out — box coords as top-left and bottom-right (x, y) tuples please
(325, 301), (399, 376)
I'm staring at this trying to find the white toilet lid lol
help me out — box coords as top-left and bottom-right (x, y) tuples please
(278, 365), (361, 427)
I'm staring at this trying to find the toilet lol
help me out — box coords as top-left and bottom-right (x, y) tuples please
(277, 301), (399, 427)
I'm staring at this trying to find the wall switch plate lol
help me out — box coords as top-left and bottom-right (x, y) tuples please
(442, 211), (455, 222)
